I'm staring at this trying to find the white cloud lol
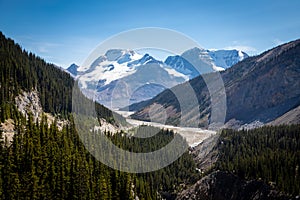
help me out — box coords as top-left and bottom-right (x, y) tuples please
(223, 45), (257, 53)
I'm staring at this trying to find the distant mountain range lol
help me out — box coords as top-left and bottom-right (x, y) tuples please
(67, 48), (248, 108)
(131, 39), (300, 129)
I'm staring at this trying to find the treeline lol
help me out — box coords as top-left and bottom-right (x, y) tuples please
(112, 126), (198, 195)
(0, 32), (73, 118)
(0, 114), (197, 199)
(0, 114), (136, 199)
(215, 125), (300, 195)
(0, 31), (127, 126)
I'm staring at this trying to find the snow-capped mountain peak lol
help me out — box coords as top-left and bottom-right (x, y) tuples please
(76, 49), (145, 89)
(208, 49), (248, 69)
(105, 49), (141, 63)
(66, 63), (79, 77)
(182, 47), (206, 55)
(165, 47), (249, 78)
(68, 49), (189, 108)
(67, 47), (248, 109)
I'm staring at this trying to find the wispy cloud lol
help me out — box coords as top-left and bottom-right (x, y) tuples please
(36, 42), (61, 53)
(15, 36), (62, 55)
(217, 40), (258, 54)
(273, 38), (284, 46)
(223, 45), (257, 53)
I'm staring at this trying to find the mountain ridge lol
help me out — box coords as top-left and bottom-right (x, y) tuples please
(131, 39), (300, 128)
(68, 48), (248, 109)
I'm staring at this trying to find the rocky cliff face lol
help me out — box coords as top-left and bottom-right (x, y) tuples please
(15, 90), (43, 122)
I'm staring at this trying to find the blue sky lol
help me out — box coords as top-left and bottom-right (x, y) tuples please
(1, 0), (300, 68)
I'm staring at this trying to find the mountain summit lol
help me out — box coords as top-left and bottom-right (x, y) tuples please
(165, 47), (248, 78)
(67, 48), (248, 109)
(68, 49), (187, 109)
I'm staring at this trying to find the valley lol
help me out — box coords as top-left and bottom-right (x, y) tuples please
(123, 114), (216, 147)
(1, 28), (300, 199)
(116, 111), (216, 147)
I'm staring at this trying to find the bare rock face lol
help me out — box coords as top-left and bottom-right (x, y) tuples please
(15, 90), (43, 122)
(93, 118), (120, 134)
(0, 90), (44, 146)
(0, 119), (15, 145)
(190, 135), (219, 173)
(176, 171), (295, 200)
(15, 90), (68, 130)
(14, 90), (121, 133)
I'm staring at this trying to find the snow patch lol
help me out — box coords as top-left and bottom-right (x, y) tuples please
(211, 64), (225, 71)
(78, 50), (144, 89)
(164, 67), (189, 80)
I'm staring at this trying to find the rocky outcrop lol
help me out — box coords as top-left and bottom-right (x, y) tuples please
(15, 90), (68, 130)
(15, 90), (43, 122)
(93, 118), (120, 134)
(0, 119), (15, 145)
(190, 135), (219, 173)
(176, 171), (296, 200)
